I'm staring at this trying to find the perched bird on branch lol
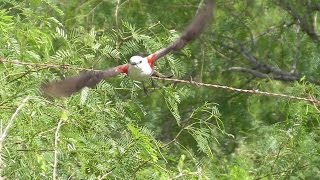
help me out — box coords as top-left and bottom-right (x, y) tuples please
(42, 0), (215, 97)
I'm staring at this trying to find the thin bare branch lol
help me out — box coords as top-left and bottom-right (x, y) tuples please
(292, 25), (302, 73)
(227, 67), (270, 78)
(276, 0), (319, 42)
(227, 66), (301, 81)
(115, 0), (121, 27)
(1, 58), (319, 105)
(234, 44), (302, 82)
(53, 120), (63, 180)
(0, 96), (30, 144)
(0, 58), (99, 72)
(151, 76), (320, 105)
(99, 167), (116, 180)
(0, 96), (30, 179)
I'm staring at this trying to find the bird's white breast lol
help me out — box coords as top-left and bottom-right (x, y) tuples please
(128, 62), (154, 81)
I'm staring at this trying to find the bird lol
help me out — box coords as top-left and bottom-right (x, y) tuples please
(42, 0), (214, 97)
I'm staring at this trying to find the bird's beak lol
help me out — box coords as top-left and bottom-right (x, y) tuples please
(130, 62), (137, 65)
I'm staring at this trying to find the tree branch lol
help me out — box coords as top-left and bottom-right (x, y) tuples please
(53, 120), (63, 180)
(0, 96), (30, 179)
(292, 26), (302, 72)
(227, 67), (270, 78)
(151, 76), (320, 106)
(276, 0), (319, 42)
(0, 96), (30, 144)
(219, 41), (303, 82)
(1, 57), (319, 105)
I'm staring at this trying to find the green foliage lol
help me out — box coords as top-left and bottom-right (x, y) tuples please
(163, 86), (182, 126)
(1, 0), (320, 179)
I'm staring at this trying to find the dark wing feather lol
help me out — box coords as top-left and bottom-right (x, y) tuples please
(41, 65), (126, 97)
(152, 0), (214, 61)
(41, 0), (214, 98)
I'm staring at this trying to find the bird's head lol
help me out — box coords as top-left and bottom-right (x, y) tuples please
(128, 55), (154, 80)
(129, 56), (148, 67)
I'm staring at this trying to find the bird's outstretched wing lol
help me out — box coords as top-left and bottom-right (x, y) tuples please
(42, 0), (214, 97)
(148, 0), (214, 62)
(41, 65), (128, 97)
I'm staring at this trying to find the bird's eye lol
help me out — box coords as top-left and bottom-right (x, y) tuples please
(139, 60), (142, 63)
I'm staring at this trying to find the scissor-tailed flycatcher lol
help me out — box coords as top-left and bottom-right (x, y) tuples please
(42, 0), (214, 97)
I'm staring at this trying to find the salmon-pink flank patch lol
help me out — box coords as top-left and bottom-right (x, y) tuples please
(117, 65), (128, 75)
(147, 53), (157, 69)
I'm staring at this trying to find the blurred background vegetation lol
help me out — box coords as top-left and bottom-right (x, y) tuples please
(0, 0), (320, 179)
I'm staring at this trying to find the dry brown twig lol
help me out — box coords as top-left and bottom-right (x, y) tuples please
(152, 76), (320, 105)
(1, 58), (319, 106)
